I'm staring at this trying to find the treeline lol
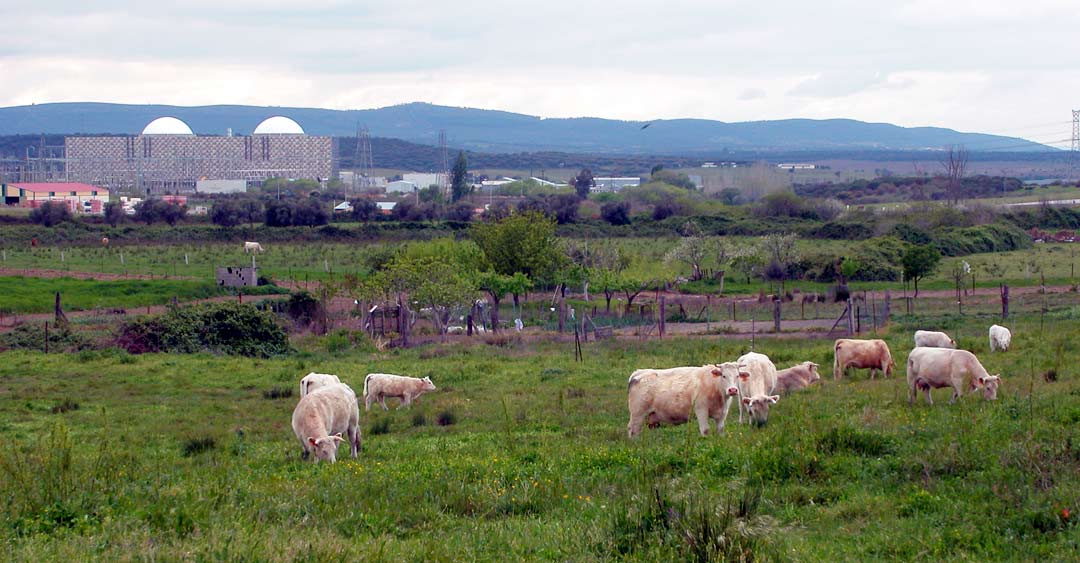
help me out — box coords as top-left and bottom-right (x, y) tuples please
(795, 175), (1031, 203)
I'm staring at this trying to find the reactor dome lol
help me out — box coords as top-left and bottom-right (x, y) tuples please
(141, 116), (195, 135)
(253, 116), (305, 135)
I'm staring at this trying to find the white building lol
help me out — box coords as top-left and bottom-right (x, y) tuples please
(386, 180), (418, 193)
(402, 172), (446, 189)
(593, 177), (641, 192)
(196, 179), (248, 194)
(777, 163), (817, 171)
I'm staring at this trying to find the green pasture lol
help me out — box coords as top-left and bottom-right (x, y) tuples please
(1, 311), (1078, 561)
(0, 277), (228, 315)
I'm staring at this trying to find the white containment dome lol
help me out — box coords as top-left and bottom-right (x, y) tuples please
(253, 116), (305, 135)
(141, 116), (195, 135)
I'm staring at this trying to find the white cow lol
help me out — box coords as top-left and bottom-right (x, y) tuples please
(989, 324), (1012, 352)
(907, 347), (1001, 405)
(291, 383), (361, 463)
(627, 363), (741, 437)
(243, 241), (265, 253)
(774, 361), (821, 394)
(736, 352), (779, 427)
(300, 372), (342, 397)
(914, 330), (957, 349)
(363, 373), (437, 410)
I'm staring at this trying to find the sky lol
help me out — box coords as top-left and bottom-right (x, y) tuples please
(1, 0), (1078, 146)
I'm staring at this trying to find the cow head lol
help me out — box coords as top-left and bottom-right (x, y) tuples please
(421, 377), (437, 391)
(737, 362), (752, 383)
(307, 433), (346, 463)
(740, 395), (780, 427)
(805, 362), (821, 383)
(948, 338), (957, 348)
(710, 362), (741, 397)
(978, 375), (1001, 400)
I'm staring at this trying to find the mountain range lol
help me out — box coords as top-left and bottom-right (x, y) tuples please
(0, 102), (1051, 154)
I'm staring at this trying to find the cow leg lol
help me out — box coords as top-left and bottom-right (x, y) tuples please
(380, 396), (389, 411)
(924, 387), (933, 405)
(695, 404), (712, 436)
(348, 424), (359, 458)
(398, 394), (412, 410)
(949, 384), (961, 404)
(364, 395), (373, 411)
(627, 412), (647, 438)
(908, 383), (917, 406)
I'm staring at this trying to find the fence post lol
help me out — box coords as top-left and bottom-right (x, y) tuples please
(846, 298), (854, 336)
(883, 290), (891, 326)
(557, 297), (566, 333)
(658, 296), (666, 339)
(773, 297), (781, 333)
(44, 321), (49, 354)
(1001, 284), (1009, 320)
(706, 295), (711, 332)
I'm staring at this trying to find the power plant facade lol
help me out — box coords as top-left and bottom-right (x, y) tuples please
(63, 116), (335, 194)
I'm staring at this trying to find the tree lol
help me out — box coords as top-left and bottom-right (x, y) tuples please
(450, 151), (470, 202)
(901, 244), (941, 297)
(471, 211), (566, 286)
(719, 188), (742, 206)
(664, 220), (710, 281)
(349, 199), (379, 222)
(478, 271), (531, 332)
(941, 145), (969, 205)
(572, 168), (595, 200)
(30, 201), (72, 227)
(760, 232), (800, 293)
(240, 199), (263, 230)
(134, 199), (183, 226)
(103, 201), (125, 227)
(211, 200), (244, 227)
(600, 201), (631, 225)
(650, 169), (696, 190)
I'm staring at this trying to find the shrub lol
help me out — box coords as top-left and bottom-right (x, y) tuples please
(262, 387), (293, 399)
(29, 202), (72, 227)
(50, 399), (79, 414)
(181, 436), (216, 457)
(369, 418), (391, 435)
(600, 201), (631, 225)
(117, 302), (289, 357)
(816, 426), (894, 456)
(0, 323), (91, 353)
(436, 410), (458, 426)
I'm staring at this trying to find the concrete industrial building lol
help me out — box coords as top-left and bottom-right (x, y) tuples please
(1, 182), (110, 213)
(64, 116), (335, 194)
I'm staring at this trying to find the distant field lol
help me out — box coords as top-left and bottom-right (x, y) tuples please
(0, 276), (227, 314)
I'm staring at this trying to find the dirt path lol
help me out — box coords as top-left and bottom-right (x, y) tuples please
(0, 267), (202, 282)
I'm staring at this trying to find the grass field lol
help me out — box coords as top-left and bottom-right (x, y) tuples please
(1, 311), (1078, 561)
(1, 239), (1078, 294)
(0, 276), (229, 315)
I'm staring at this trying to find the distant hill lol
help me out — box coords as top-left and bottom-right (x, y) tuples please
(0, 102), (1053, 154)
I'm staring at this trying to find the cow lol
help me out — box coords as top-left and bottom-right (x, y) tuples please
(989, 324), (1012, 352)
(363, 373), (437, 411)
(300, 372), (341, 398)
(243, 241), (265, 253)
(907, 347), (1002, 405)
(101, 236), (110, 248)
(626, 363), (741, 437)
(774, 361), (821, 394)
(833, 339), (895, 380)
(291, 382), (361, 463)
(736, 352), (780, 427)
(914, 330), (957, 349)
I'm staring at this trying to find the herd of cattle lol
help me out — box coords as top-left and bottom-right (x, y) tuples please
(291, 372), (437, 462)
(627, 323), (1012, 436)
(288, 324), (1013, 462)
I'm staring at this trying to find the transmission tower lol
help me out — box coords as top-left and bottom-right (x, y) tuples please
(354, 124), (374, 191)
(1073, 110), (1080, 153)
(438, 129), (449, 193)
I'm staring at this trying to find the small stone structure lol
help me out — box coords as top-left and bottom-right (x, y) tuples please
(216, 266), (258, 288)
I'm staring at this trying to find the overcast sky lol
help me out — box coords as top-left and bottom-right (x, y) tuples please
(1, 0), (1077, 146)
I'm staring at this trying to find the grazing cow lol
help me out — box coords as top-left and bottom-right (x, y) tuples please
(907, 347), (1002, 405)
(300, 372), (341, 398)
(243, 241), (265, 253)
(626, 363), (741, 437)
(989, 324), (1012, 352)
(291, 383), (361, 463)
(833, 339), (895, 380)
(774, 361), (821, 394)
(363, 373), (437, 411)
(736, 352), (780, 427)
(101, 236), (110, 248)
(914, 330), (957, 349)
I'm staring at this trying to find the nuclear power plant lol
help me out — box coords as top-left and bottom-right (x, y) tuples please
(59, 115), (335, 194)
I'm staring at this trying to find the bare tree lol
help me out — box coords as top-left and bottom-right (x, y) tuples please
(941, 145), (968, 205)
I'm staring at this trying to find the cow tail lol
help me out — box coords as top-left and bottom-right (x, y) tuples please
(363, 374), (372, 398)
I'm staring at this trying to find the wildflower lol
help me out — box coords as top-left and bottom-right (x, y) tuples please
(1063, 508), (1071, 520)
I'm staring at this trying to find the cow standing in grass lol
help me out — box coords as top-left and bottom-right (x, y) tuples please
(736, 352), (780, 427)
(300, 372), (341, 397)
(833, 339), (895, 380)
(363, 373), (437, 411)
(774, 361), (821, 394)
(907, 347), (1002, 405)
(626, 363), (741, 437)
(243, 241), (264, 253)
(914, 330), (956, 349)
(989, 325), (1012, 352)
(291, 383), (361, 463)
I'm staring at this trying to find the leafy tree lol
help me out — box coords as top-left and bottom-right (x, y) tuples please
(760, 232), (800, 293)
(443, 202), (475, 222)
(350, 199), (379, 222)
(264, 200), (293, 227)
(135, 199), (184, 226)
(478, 271), (531, 331)
(572, 168), (595, 200)
(240, 199), (264, 229)
(664, 220), (710, 281)
(650, 169), (696, 190)
(29, 201), (72, 227)
(292, 198), (329, 227)
(901, 244), (941, 297)
(471, 211), (566, 286)
(450, 151), (470, 202)
(103, 201), (125, 227)
(211, 200), (244, 227)
(719, 188), (742, 206)
(600, 201), (631, 225)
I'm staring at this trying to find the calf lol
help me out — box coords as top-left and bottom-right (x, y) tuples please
(736, 352), (780, 427)
(907, 347), (1001, 405)
(363, 373), (437, 411)
(774, 361), (821, 394)
(627, 363), (741, 437)
(291, 383), (361, 463)
(914, 330), (957, 349)
(833, 339), (895, 380)
(300, 372), (342, 397)
(989, 324), (1012, 352)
